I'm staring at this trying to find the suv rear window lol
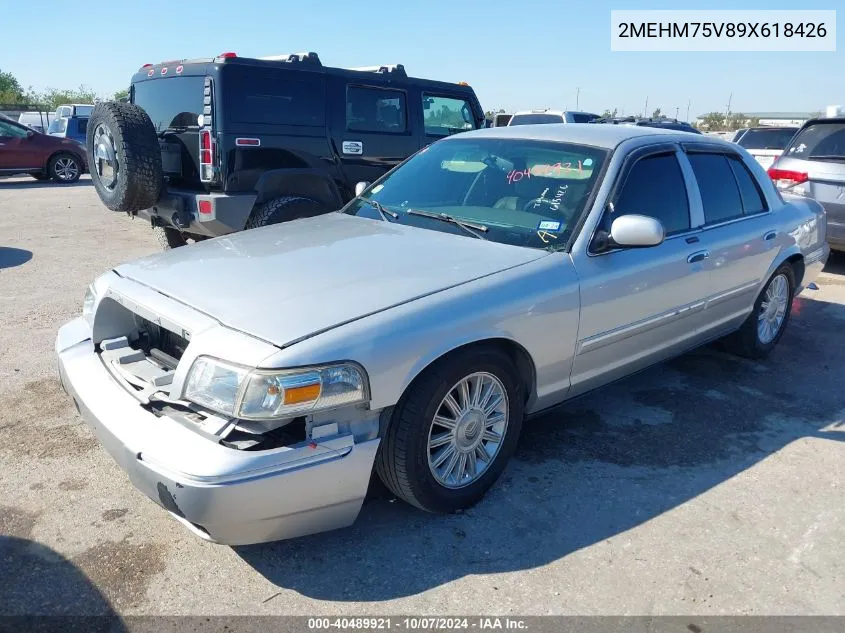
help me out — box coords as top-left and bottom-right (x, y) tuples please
(227, 70), (325, 126)
(737, 128), (798, 150)
(784, 122), (845, 159)
(509, 114), (564, 126)
(132, 77), (204, 132)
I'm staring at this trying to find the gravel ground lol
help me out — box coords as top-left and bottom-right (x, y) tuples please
(1, 176), (843, 616)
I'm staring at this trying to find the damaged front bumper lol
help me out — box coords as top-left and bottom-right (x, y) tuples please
(56, 317), (379, 545)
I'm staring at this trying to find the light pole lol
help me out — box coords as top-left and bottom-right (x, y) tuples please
(576, 87), (580, 110)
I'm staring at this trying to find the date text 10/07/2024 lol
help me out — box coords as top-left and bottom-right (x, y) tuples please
(308, 617), (529, 630)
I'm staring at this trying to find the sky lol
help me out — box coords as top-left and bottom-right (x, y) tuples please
(1, 0), (839, 120)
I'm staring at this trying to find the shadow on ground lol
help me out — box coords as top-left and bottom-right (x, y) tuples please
(0, 247), (32, 269)
(236, 294), (845, 602)
(822, 250), (845, 276)
(0, 529), (125, 630)
(0, 177), (90, 190)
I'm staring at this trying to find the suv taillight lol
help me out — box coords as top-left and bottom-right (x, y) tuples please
(767, 167), (808, 191)
(199, 76), (216, 183)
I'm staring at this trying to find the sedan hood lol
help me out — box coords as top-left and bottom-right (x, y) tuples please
(115, 213), (548, 347)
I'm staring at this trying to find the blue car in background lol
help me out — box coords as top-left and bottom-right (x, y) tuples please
(48, 115), (89, 146)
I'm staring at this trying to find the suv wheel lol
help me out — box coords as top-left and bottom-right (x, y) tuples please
(245, 196), (326, 230)
(87, 102), (162, 212)
(49, 153), (81, 183)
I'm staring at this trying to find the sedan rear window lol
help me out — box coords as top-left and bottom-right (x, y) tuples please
(784, 122), (845, 159)
(509, 114), (564, 126)
(737, 128), (798, 150)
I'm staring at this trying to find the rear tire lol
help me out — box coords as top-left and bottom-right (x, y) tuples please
(244, 196), (326, 229)
(87, 101), (162, 212)
(376, 347), (524, 513)
(48, 153), (81, 183)
(723, 263), (795, 359)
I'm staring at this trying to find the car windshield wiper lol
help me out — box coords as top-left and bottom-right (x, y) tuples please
(407, 209), (488, 240)
(359, 198), (398, 221)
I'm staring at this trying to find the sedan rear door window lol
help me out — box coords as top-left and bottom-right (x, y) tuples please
(687, 153), (744, 224)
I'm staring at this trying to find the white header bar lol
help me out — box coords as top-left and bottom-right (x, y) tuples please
(611, 10), (836, 52)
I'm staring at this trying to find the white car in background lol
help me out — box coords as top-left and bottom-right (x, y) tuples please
(17, 111), (54, 133)
(508, 109), (600, 126)
(733, 126), (799, 170)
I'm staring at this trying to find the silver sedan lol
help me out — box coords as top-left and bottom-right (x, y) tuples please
(56, 124), (829, 544)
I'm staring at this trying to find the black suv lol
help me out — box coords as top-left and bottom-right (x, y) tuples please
(591, 116), (702, 134)
(87, 51), (485, 248)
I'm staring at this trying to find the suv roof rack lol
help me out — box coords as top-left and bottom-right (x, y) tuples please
(257, 52), (322, 66)
(347, 64), (407, 78)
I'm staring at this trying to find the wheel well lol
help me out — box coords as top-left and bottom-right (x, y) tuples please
(255, 171), (344, 210)
(785, 254), (805, 287)
(409, 338), (536, 405)
(45, 149), (83, 170)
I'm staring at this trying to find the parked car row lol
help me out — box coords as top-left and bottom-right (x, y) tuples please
(55, 49), (830, 545)
(0, 113), (87, 183)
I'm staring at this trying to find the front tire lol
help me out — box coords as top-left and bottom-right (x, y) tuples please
(376, 347), (524, 513)
(48, 153), (81, 183)
(724, 263), (795, 359)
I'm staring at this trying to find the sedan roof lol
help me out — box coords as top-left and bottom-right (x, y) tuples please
(456, 122), (709, 149)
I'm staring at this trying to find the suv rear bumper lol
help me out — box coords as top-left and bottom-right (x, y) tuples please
(140, 189), (257, 237)
(56, 317), (378, 545)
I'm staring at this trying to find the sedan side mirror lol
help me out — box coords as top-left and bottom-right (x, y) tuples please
(354, 181), (370, 197)
(26, 130), (35, 138)
(609, 214), (665, 248)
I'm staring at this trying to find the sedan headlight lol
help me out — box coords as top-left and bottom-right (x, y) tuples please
(183, 356), (368, 419)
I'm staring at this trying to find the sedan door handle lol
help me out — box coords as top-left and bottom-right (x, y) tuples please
(687, 250), (711, 264)
(764, 230), (777, 241)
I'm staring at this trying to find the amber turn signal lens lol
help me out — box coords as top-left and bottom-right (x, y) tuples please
(283, 383), (321, 405)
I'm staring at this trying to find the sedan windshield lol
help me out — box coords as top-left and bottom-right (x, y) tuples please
(344, 137), (608, 250)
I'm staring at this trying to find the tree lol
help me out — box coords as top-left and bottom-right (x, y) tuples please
(114, 88), (129, 102)
(651, 107), (662, 119)
(600, 108), (618, 119)
(698, 111), (726, 131)
(0, 68), (30, 105)
(727, 112), (748, 131)
(31, 85), (98, 110)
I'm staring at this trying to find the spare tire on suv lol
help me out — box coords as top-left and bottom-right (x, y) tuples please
(87, 102), (163, 212)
